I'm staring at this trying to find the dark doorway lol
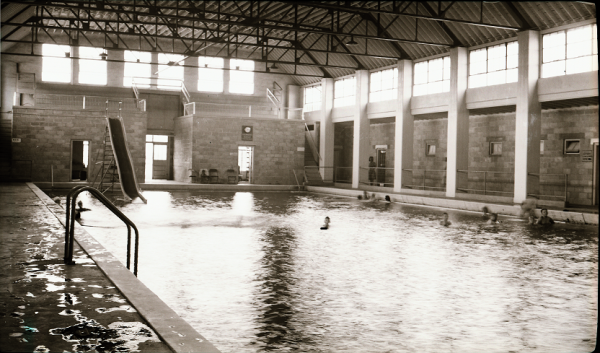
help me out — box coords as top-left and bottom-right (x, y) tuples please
(71, 140), (90, 181)
(376, 149), (386, 185)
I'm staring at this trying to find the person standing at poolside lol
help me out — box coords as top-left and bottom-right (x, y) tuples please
(535, 208), (555, 225)
(368, 156), (376, 186)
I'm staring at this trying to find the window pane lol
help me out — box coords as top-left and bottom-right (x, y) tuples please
(506, 68), (518, 83)
(488, 57), (506, 72)
(471, 61), (487, 75)
(334, 80), (343, 98)
(124, 51), (151, 87)
(146, 135), (153, 142)
(543, 31), (565, 50)
(428, 81), (443, 94)
(153, 135), (168, 142)
(370, 71), (382, 92)
(414, 62), (428, 84)
(469, 74), (486, 88)
(488, 44), (506, 59)
(42, 44), (71, 83)
(413, 84), (427, 97)
(442, 79), (450, 92)
(443, 57), (451, 80)
(487, 70), (506, 86)
(470, 48), (487, 64)
(566, 56), (593, 74)
(153, 145), (167, 160)
(542, 60), (565, 78)
(78, 47), (107, 85)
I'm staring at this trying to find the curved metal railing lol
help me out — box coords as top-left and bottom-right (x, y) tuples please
(64, 186), (140, 276)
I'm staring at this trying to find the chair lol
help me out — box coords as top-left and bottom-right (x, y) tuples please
(226, 169), (238, 184)
(209, 169), (219, 183)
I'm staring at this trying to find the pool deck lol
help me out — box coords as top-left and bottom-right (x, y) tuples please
(0, 182), (220, 353)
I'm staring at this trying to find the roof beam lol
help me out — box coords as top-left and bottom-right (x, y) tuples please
(359, 13), (410, 60)
(419, 2), (466, 47)
(278, 1), (522, 31)
(501, 2), (535, 30)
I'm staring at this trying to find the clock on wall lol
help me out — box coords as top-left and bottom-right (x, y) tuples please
(242, 125), (253, 141)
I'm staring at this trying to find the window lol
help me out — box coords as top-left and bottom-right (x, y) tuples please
(490, 142), (503, 156)
(413, 57), (450, 96)
(158, 53), (184, 90)
(230, 59), (254, 94)
(542, 24), (598, 78)
(370, 68), (398, 102)
(79, 47), (107, 85)
(198, 56), (224, 92)
(334, 76), (356, 107)
(304, 85), (322, 112)
(42, 44), (71, 83)
(124, 50), (152, 87)
(564, 139), (580, 154)
(469, 42), (518, 88)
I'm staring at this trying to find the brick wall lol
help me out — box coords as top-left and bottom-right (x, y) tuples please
(190, 116), (305, 185)
(413, 118), (447, 190)
(334, 122), (353, 183)
(369, 121), (395, 186)
(173, 116), (193, 182)
(12, 107), (147, 182)
(541, 105), (599, 205)
(468, 112), (516, 196)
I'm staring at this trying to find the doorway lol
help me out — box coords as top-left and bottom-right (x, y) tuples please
(238, 146), (254, 184)
(71, 140), (90, 181)
(593, 142), (599, 206)
(376, 149), (386, 186)
(145, 134), (170, 180)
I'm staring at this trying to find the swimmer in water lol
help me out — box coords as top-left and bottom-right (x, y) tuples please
(482, 206), (490, 220)
(535, 208), (554, 225)
(440, 212), (451, 227)
(75, 200), (91, 220)
(487, 213), (500, 224)
(320, 216), (330, 230)
(385, 195), (391, 202)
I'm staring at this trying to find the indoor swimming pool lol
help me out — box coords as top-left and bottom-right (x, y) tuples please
(56, 190), (598, 353)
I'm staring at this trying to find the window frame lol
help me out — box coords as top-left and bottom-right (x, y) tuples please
(41, 44), (72, 83)
(123, 50), (152, 88)
(369, 67), (398, 102)
(198, 56), (225, 93)
(564, 139), (581, 155)
(303, 85), (322, 112)
(333, 76), (356, 108)
(413, 56), (451, 96)
(468, 41), (518, 88)
(489, 142), (503, 156)
(229, 59), (255, 95)
(78, 46), (108, 86)
(542, 23), (598, 78)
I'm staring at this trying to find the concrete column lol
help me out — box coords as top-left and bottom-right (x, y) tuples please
(183, 57), (198, 94)
(320, 78), (334, 182)
(287, 85), (301, 119)
(394, 60), (414, 192)
(151, 51), (159, 87)
(72, 46), (79, 85)
(352, 70), (370, 188)
(514, 30), (541, 203)
(223, 59), (231, 93)
(107, 49), (124, 87)
(446, 47), (469, 197)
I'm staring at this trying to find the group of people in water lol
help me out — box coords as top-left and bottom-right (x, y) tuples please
(439, 204), (555, 227)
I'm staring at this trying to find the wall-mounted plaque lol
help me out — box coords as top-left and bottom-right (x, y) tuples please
(581, 150), (593, 162)
(242, 126), (253, 141)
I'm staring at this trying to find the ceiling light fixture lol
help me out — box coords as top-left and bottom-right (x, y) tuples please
(346, 36), (358, 46)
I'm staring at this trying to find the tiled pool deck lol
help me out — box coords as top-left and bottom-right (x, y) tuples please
(0, 182), (219, 353)
(1, 181), (597, 352)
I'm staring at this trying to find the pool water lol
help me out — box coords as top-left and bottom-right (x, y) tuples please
(61, 190), (597, 352)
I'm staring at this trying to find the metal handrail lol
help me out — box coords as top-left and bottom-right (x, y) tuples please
(304, 123), (322, 164)
(457, 169), (514, 196)
(65, 186), (141, 276)
(527, 172), (568, 201)
(402, 168), (446, 190)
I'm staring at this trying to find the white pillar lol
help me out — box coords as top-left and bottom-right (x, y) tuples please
(352, 70), (370, 188)
(446, 47), (469, 197)
(287, 85), (301, 119)
(107, 49), (124, 87)
(394, 60), (413, 192)
(183, 56), (198, 93)
(320, 78), (335, 182)
(72, 46), (79, 85)
(223, 58), (231, 94)
(514, 30), (541, 203)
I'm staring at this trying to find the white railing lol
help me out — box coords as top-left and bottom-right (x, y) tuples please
(32, 94), (143, 112)
(185, 102), (278, 118)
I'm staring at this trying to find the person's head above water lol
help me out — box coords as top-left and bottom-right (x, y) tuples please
(385, 195), (391, 202)
(482, 206), (489, 214)
(77, 200), (83, 208)
(442, 212), (448, 220)
(324, 216), (330, 224)
(490, 213), (498, 222)
(540, 208), (548, 216)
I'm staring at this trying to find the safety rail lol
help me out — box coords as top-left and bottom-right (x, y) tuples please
(527, 172), (568, 201)
(402, 168), (446, 190)
(304, 165), (336, 184)
(65, 186), (140, 276)
(360, 166), (395, 187)
(184, 101), (278, 118)
(304, 123), (322, 164)
(457, 170), (513, 196)
(32, 94), (143, 112)
(291, 169), (302, 190)
(334, 166), (353, 184)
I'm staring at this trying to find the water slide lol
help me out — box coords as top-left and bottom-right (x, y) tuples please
(106, 117), (148, 203)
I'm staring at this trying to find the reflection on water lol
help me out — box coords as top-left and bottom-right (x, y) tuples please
(64, 190), (598, 353)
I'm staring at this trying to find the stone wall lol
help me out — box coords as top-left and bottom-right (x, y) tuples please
(191, 116), (305, 185)
(12, 107), (147, 182)
(369, 121), (396, 186)
(173, 116), (193, 182)
(413, 118), (448, 190)
(541, 105), (599, 205)
(468, 112), (516, 196)
(333, 122), (353, 183)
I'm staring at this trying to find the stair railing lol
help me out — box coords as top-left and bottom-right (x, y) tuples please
(65, 186), (141, 276)
(304, 123), (321, 165)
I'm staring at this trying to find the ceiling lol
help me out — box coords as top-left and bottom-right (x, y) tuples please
(1, 1), (597, 85)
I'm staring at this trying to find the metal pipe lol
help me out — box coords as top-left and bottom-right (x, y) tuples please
(484, 171), (487, 196)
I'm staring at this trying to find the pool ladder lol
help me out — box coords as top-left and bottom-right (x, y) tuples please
(64, 186), (140, 276)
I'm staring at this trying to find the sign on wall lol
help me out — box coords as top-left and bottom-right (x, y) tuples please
(242, 126), (253, 141)
(581, 150), (593, 162)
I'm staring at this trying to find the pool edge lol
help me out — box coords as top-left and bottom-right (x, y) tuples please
(27, 182), (221, 353)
